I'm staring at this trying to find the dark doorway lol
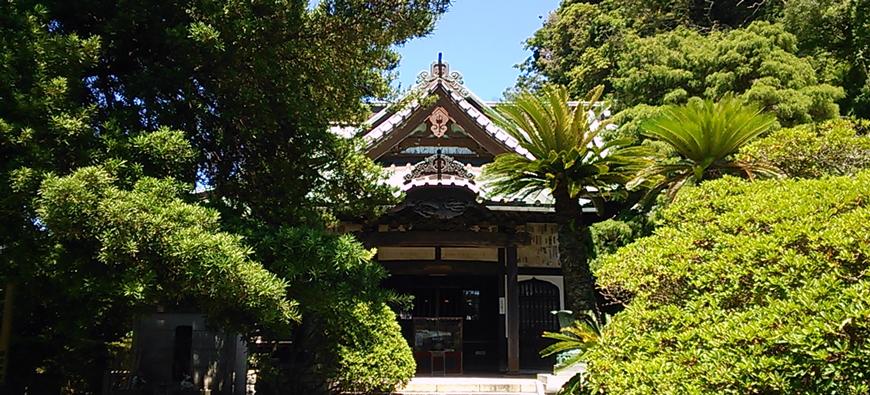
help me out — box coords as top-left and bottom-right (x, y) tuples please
(518, 279), (560, 370)
(171, 325), (193, 381)
(385, 275), (499, 373)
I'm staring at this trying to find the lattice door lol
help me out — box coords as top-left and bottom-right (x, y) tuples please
(518, 279), (560, 370)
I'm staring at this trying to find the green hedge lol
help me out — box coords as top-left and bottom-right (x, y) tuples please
(740, 118), (870, 178)
(583, 173), (870, 394)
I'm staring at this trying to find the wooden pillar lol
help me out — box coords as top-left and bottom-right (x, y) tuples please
(497, 248), (506, 372)
(506, 246), (520, 373)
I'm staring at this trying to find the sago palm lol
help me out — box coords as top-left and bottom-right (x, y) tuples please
(631, 94), (780, 199)
(540, 311), (607, 394)
(482, 85), (647, 316)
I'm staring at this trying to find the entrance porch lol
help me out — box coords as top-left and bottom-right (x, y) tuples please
(351, 185), (575, 374)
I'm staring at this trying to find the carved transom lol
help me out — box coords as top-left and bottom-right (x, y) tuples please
(427, 106), (452, 138)
(403, 153), (475, 182)
(408, 199), (471, 219)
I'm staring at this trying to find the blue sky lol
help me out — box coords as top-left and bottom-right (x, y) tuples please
(391, 0), (561, 101)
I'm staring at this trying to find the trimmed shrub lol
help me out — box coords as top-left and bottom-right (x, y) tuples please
(252, 228), (414, 394)
(583, 173), (870, 394)
(740, 118), (870, 178)
(334, 302), (415, 393)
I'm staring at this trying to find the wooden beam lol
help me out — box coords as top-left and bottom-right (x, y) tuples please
(394, 136), (487, 152)
(380, 260), (500, 275)
(444, 93), (512, 157)
(360, 231), (526, 247)
(506, 246), (520, 374)
(367, 102), (434, 160)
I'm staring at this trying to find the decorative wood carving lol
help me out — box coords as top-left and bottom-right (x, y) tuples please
(416, 60), (470, 97)
(427, 106), (452, 138)
(404, 153), (475, 182)
(407, 199), (472, 219)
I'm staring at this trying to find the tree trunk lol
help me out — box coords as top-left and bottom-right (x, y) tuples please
(552, 185), (600, 319)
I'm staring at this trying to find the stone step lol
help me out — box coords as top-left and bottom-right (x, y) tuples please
(396, 377), (542, 394)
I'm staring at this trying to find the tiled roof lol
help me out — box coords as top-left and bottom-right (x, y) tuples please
(359, 62), (534, 159)
(335, 60), (607, 212)
(382, 163), (554, 205)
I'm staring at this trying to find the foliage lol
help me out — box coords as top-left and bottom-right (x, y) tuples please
(254, 302), (413, 395)
(739, 118), (870, 179)
(518, 2), (619, 95)
(481, 85), (648, 315)
(520, 0), (784, 95)
(36, 168), (296, 327)
(588, 214), (655, 270)
(542, 311), (608, 395)
(333, 303), (415, 393)
(2, 5), (292, 388)
(483, 85), (645, 201)
(589, 219), (635, 257)
(630, 95), (780, 199)
(580, 173), (870, 394)
(1, 0), (447, 392)
(251, 228), (413, 394)
(311, 136), (401, 225)
(781, 0), (870, 118)
(542, 312), (604, 368)
(613, 23), (844, 129)
(522, 1), (852, 134)
(40, 0), (444, 224)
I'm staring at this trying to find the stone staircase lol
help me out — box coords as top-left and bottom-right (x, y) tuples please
(396, 377), (543, 395)
(535, 363), (584, 394)
(395, 364), (585, 395)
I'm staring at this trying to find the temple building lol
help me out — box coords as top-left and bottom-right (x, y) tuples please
(336, 58), (604, 374)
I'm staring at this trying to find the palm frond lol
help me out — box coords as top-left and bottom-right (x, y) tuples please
(541, 312), (602, 367)
(557, 372), (584, 395)
(482, 85), (649, 203)
(637, 94), (778, 200)
(642, 94), (775, 165)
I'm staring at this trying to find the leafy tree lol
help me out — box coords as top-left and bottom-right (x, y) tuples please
(580, 173), (870, 394)
(0, 22), (294, 386)
(740, 118), (870, 178)
(482, 85), (647, 316)
(1, 0), (448, 392)
(522, 2), (849, 134)
(781, 0), (870, 117)
(612, 23), (844, 128)
(520, 0), (785, 95)
(40, 0), (440, 223)
(3, 6), (290, 389)
(630, 95), (779, 199)
(589, 219), (638, 257)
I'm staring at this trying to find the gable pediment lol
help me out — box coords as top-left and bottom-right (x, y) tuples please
(361, 64), (531, 164)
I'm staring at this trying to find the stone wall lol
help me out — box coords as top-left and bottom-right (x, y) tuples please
(129, 312), (247, 395)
